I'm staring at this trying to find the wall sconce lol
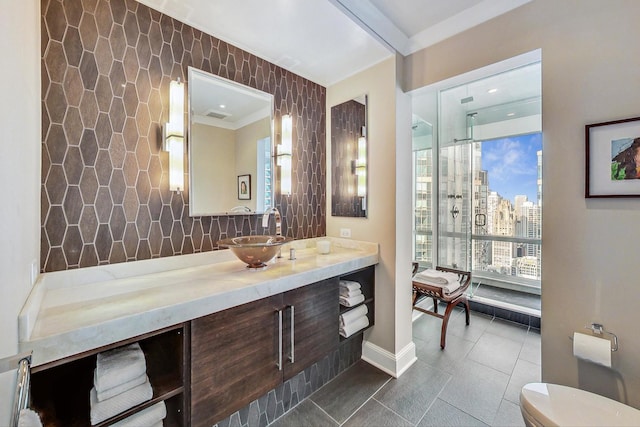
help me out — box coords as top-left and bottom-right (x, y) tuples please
(355, 126), (367, 209)
(276, 114), (292, 196)
(163, 78), (185, 192)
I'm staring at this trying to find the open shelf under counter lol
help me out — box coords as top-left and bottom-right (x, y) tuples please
(30, 323), (189, 427)
(339, 265), (376, 341)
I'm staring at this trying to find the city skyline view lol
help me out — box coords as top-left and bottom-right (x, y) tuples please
(481, 132), (542, 204)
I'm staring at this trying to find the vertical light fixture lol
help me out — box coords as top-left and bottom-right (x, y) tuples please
(164, 78), (185, 192)
(355, 126), (367, 208)
(277, 114), (292, 196)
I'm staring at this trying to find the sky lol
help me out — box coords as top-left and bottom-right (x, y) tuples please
(481, 133), (542, 203)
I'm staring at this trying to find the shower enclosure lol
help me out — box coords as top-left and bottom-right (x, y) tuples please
(412, 56), (542, 312)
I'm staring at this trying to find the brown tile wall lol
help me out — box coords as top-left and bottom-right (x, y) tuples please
(41, 0), (326, 272)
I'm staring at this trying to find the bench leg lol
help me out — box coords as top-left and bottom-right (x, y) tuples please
(463, 297), (470, 325)
(440, 302), (457, 349)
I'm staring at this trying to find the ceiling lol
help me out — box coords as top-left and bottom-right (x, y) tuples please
(136, 0), (531, 87)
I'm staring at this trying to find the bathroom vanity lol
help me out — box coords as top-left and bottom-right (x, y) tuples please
(19, 237), (378, 426)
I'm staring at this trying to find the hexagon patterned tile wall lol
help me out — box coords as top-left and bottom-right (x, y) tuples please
(40, 0), (326, 272)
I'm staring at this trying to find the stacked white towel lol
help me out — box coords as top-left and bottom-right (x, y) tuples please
(90, 343), (153, 425)
(412, 269), (462, 295)
(339, 304), (369, 338)
(339, 280), (365, 307)
(18, 409), (43, 427)
(111, 401), (167, 427)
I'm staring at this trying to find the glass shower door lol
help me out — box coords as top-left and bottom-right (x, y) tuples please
(437, 88), (474, 271)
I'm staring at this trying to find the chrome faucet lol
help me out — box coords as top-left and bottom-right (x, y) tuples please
(262, 207), (282, 236)
(262, 207), (282, 257)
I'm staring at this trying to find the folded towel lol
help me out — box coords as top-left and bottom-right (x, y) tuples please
(95, 343), (147, 393)
(18, 409), (43, 427)
(150, 422), (163, 427)
(339, 288), (362, 298)
(339, 280), (361, 291)
(339, 315), (369, 338)
(110, 401), (166, 427)
(90, 379), (153, 425)
(95, 372), (147, 402)
(340, 305), (368, 327)
(339, 293), (365, 307)
(413, 269), (462, 294)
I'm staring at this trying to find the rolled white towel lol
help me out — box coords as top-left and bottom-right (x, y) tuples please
(95, 372), (147, 402)
(339, 315), (369, 338)
(339, 288), (362, 298)
(95, 343), (147, 393)
(18, 408), (43, 427)
(110, 401), (166, 427)
(340, 305), (368, 327)
(339, 280), (361, 291)
(90, 379), (153, 425)
(339, 293), (365, 307)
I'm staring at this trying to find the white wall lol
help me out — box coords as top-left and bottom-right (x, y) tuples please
(327, 56), (416, 376)
(0, 0), (41, 422)
(404, 0), (640, 407)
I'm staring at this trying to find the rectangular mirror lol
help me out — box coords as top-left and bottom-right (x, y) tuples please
(331, 95), (367, 217)
(188, 67), (274, 216)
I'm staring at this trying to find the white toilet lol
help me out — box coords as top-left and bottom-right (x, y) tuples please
(520, 382), (640, 426)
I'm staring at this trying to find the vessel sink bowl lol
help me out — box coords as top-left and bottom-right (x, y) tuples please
(218, 235), (292, 269)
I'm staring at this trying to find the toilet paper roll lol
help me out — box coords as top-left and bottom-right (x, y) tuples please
(573, 332), (611, 367)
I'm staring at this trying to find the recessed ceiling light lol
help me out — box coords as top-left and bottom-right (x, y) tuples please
(219, 104), (226, 109)
(488, 88), (498, 94)
(507, 112), (515, 117)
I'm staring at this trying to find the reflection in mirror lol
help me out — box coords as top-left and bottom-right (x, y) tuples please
(188, 67), (274, 216)
(331, 95), (367, 217)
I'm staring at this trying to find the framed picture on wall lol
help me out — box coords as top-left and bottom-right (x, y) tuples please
(586, 116), (640, 197)
(238, 174), (251, 200)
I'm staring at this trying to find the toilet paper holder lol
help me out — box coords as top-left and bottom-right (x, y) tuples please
(570, 323), (618, 352)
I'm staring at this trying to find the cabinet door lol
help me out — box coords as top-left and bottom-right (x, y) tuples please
(283, 278), (339, 380)
(190, 294), (283, 426)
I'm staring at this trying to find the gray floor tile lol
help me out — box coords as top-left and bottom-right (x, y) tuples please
(491, 399), (525, 427)
(412, 312), (445, 342)
(519, 330), (541, 365)
(343, 399), (413, 427)
(270, 400), (338, 427)
(309, 360), (391, 424)
(374, 359), (452, 424)
(439, 359), (510, 424)
(486, 318), (529, 344)
(418, 398), (488, 427)
(415, 332), (476, 374)
(467, 332), (523, 374)
(504, 359), (541, 404)
(447, 311), (493, 344)
(271, 310), (540, 427)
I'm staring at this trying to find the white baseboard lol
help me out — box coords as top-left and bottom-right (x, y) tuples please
(361, 340), (417, 378)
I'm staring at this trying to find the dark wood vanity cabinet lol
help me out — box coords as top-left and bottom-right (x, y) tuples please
(282, 278), (340, 380)
(190, 278), (339, 426)
(190, 294), (283, 427)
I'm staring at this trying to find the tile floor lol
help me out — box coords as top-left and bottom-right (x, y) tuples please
(272, 306), (541, 426)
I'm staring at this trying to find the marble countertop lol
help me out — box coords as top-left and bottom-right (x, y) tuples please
(19, 237), (378, 367)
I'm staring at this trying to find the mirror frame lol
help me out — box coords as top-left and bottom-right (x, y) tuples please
(187, 67), (275, 216)
(330, 94), (368, 218)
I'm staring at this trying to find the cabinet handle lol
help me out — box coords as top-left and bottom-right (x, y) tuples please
(276, 309), (283, 371)
(289, 305), (295, 363)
